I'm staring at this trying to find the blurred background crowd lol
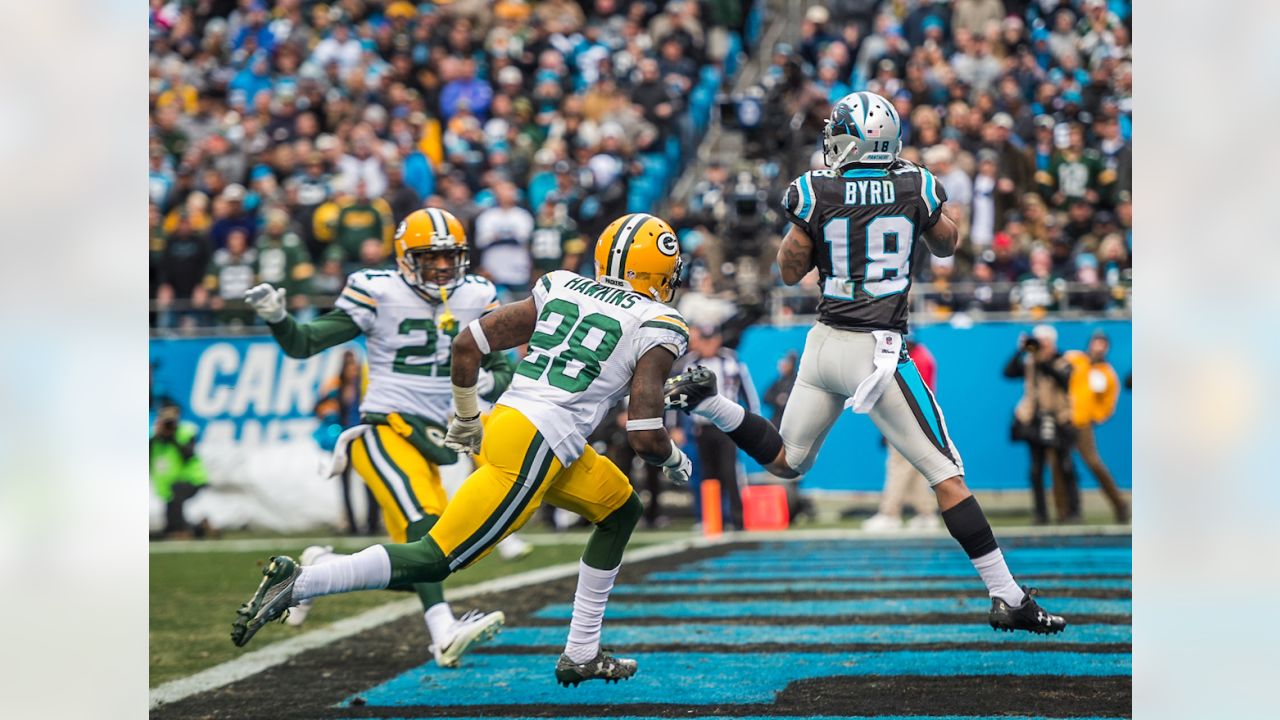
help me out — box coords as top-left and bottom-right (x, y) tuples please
(150, 0), (753, 329)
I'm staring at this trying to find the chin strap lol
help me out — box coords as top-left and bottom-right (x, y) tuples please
(437, 284), (457, 336)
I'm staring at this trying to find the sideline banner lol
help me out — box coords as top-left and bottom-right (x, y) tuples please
(149, 336), (363, 532)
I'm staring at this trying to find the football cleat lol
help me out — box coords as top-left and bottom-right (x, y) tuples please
(989, 587), (1067, 635)
(431, 609), (506, 668)
(497, 534), (534, 562)
(231, 556), (301, 647)
(555, 648), (638, 687)
(664, 365), (718, 413)
(285, 545), (334, 627)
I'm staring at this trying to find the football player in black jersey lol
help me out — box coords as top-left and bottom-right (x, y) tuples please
(667, 92), (1066, 635)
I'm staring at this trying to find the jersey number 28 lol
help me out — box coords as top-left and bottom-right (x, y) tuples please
(822, 215), (914, 298)
(516, 298), (623, 393)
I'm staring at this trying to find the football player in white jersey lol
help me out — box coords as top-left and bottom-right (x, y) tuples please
(238, 208), (509, 667)
(232, 213), (693, 688)
(665, 92), (1066, 636)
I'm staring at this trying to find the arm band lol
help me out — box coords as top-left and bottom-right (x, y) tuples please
(468, 318), (492, 355)
(452, 383), (479, 420)
(625, 417), (665, 431)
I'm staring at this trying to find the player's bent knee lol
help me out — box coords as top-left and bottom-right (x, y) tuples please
(384, 535), (450, 584)
(601, 492), (644, 533)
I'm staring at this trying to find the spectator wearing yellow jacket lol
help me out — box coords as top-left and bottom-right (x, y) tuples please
(1065, 330), (1129, 522)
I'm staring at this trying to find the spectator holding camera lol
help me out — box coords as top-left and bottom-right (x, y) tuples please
(1004, 325), (1079, 524)
(149, 404), (210, 539)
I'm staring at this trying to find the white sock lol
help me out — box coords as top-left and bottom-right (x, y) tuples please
(692, 393), (745, 432)
(292, 545), (391, 602)
(972, 548), (1024, 606)
(563, 560), (620, 664)
(424, 602), (457, 645)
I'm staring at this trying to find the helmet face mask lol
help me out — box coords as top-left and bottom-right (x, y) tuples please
(823, 92), (903, 169)
(401, 245), (468, 299)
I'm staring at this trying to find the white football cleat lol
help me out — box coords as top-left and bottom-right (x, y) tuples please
(497, 534), (533, 561)
(862, 513), (904, 532)
(430, 609), (506, 668)
(906, 513), (942, 531)
(285, 545), (335, 627)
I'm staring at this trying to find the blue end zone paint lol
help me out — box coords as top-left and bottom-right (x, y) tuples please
(615, 578), (1132, 594)
(346, 651), (1129, 707)
(534, 597), (1130, 620)
(695, 547), (1131, 562)
(488, 623), (1131, 647)
(648, 569), (1131, 581)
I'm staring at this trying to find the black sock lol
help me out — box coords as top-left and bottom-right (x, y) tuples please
(725, 412), (785, 466)
(941, 495), (999, 559)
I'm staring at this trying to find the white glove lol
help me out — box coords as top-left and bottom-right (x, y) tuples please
(444, 413), (484, 455)
(660, 445), (693, 486)
(475, 369), (496, 398)
(245, 283), (287, 323)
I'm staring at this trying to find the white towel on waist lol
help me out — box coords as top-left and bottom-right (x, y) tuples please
(848, 330), (902, 414)
(327, 424), (372, 478)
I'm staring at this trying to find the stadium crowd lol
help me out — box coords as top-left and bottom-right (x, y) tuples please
(149, 0), (1131, 331)
(149, 0), (749, 328)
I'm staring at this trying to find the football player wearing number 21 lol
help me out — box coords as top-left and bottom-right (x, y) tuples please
(233, 212), (695, 687)
(237, 208), (510, 668)
(666, 92), (1067, 635)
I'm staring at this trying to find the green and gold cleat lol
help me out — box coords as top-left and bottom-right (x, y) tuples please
(231, 555), (301, 647)
(554, 649), (638, 687)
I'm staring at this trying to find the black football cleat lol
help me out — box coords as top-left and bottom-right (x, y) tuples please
(664, 365), (718, 413)
(989, 586), (1067, 635)
(554, 649), (637, 687)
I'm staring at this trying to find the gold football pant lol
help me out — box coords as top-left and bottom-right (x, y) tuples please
(348, 425), (448, 543)
(430, 405), (635, 573)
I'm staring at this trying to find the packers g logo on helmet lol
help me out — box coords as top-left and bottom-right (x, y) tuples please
(395, 208), (469, 301)
(594, 213), (684, 303)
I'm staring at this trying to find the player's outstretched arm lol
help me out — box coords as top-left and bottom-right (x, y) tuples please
(245, 283), (363, 358)
(777, 225), (816, 285)
(922, 210), (959, 258)
(628, 347), (693, 484)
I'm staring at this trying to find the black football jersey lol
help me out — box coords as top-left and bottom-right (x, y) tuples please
(780, 160), (947, 333)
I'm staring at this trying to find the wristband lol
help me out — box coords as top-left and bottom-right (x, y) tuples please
(468, 318), (492, 355)
(625, 417), (664, 431)
(452, 383), (479, 420)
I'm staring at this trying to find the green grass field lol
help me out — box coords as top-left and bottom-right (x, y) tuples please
(149, 541), (598, 687)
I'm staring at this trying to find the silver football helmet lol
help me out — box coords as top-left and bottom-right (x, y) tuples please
(822, 91), (903, 168)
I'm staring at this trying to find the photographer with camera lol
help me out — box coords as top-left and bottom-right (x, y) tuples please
(149, 403), (210, 539)
(1003, 325), (1080, 524)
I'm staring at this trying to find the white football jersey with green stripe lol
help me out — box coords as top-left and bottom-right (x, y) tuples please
(498, 270), (689, 465)
(335, 269), (500, 424)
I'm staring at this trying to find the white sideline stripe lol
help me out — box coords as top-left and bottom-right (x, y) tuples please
(148, 536), (720, 709)
(149, 531), (698, 554)
(149, 525), (1129, 555)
